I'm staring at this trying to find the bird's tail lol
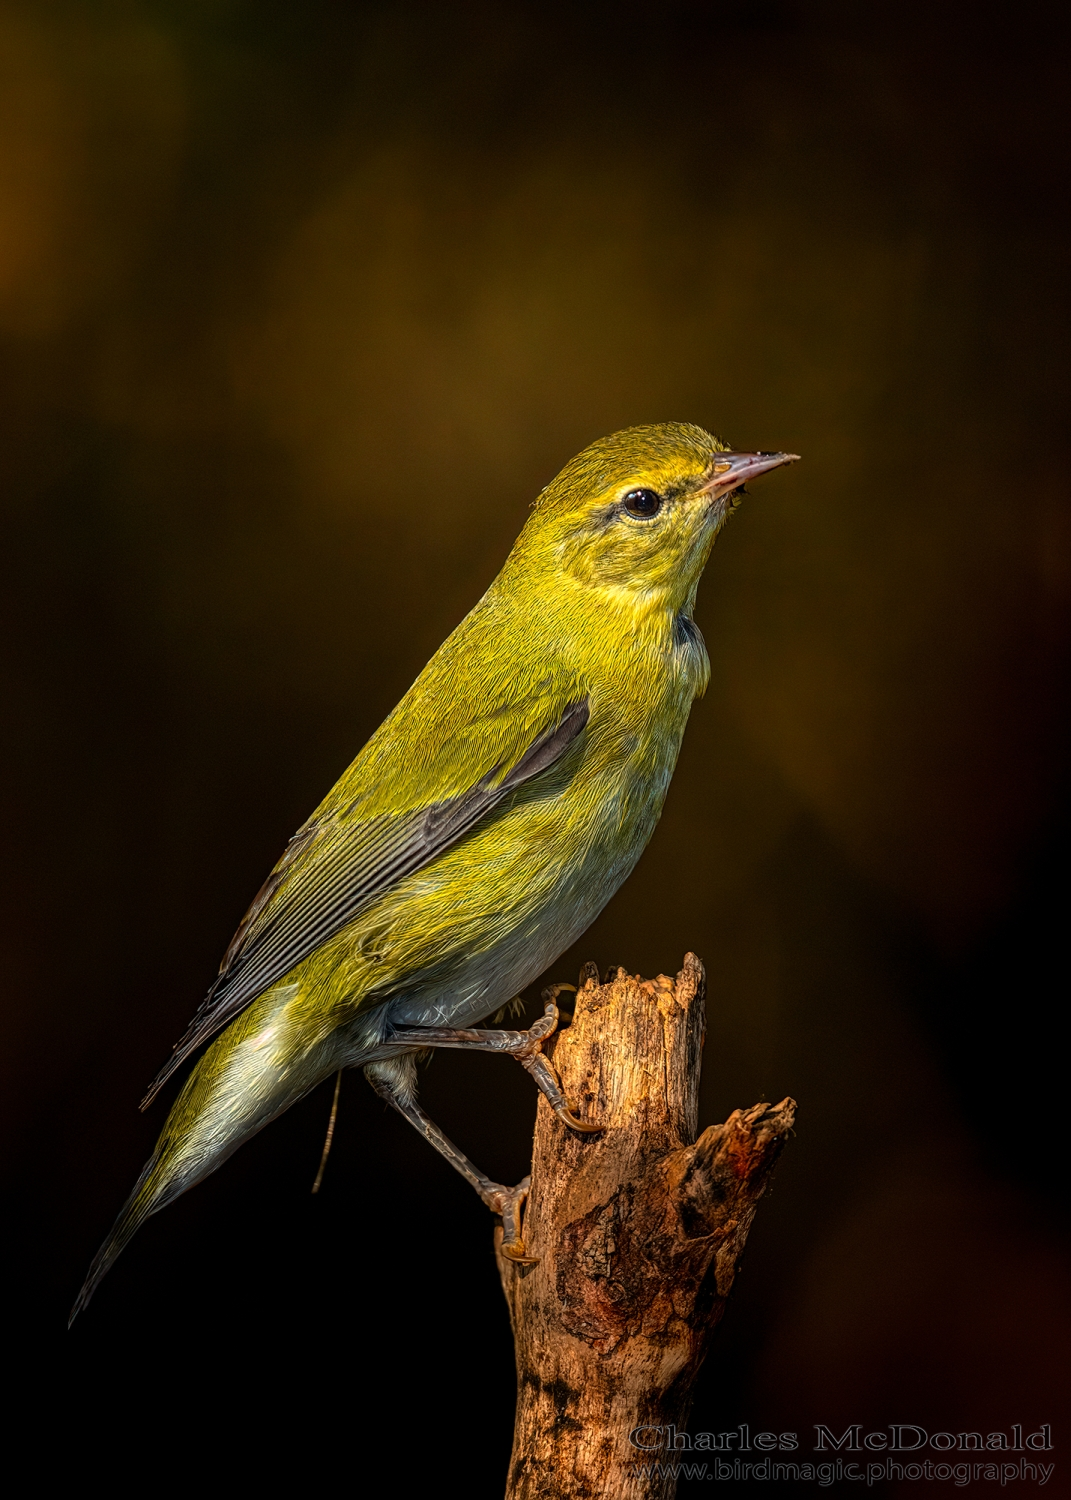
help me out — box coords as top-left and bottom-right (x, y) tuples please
(70, 981), (370, 1324)
(68, 1154), (177, 1326)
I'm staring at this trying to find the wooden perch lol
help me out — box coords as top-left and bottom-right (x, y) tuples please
(497, 954), (796, 1500)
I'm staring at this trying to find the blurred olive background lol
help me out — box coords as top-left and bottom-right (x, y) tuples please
(2, 0), (1068, 1491)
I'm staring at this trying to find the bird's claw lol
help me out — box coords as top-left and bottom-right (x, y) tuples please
(485, 1176), (538, 1263)
(510, 992), (604, 1130)
(552, 1102), (604, 1133)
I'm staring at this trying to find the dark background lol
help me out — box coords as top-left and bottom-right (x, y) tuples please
(2, 1), (1068, 1492)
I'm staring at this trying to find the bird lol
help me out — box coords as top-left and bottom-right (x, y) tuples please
(70, 422), (797, 1321)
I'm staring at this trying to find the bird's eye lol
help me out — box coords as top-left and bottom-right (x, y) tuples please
(622, 488), (663, 519)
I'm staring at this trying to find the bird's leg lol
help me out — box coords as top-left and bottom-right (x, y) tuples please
(363, 1056), (537, 1263)
(389, 985), (603, 1133)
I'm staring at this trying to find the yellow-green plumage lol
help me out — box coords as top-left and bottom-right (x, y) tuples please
(72, 422), (795, 1319)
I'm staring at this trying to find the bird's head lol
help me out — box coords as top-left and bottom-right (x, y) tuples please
(514, 422), (798, 618)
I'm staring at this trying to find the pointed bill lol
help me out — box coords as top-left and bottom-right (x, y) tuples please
(697, 451), (800, 496)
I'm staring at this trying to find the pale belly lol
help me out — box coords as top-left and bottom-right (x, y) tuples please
(382, 833), (643, 1033)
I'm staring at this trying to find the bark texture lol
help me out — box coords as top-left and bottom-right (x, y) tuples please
(497, 954), (795, 1500)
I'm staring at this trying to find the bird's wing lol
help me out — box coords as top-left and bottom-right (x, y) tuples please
(141, 695), (589, 1106)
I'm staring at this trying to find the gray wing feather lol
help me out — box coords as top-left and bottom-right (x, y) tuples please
(141, 698), (589, 1106)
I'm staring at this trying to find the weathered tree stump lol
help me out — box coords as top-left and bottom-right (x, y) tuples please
(497, 954), (796, 1500)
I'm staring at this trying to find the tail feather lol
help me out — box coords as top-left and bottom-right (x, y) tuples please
(69, 1121), (268, 1325)
(69, 980), (381, 1325)
(69, 1156), (165, 1326)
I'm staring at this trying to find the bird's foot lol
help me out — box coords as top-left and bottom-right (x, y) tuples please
(517, 1041), (604, 1133)
(518, 986), (605, 1133)
(483, 1175), (538, 1263)
(494, 988), (604, 1132)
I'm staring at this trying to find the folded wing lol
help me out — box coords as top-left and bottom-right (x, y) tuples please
(141, 697), (589, 1106)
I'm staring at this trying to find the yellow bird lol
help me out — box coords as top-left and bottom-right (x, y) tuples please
(71, 422), (796, 1320)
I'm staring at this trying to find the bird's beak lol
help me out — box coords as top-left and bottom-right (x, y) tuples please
(697, 451), (800, 498)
